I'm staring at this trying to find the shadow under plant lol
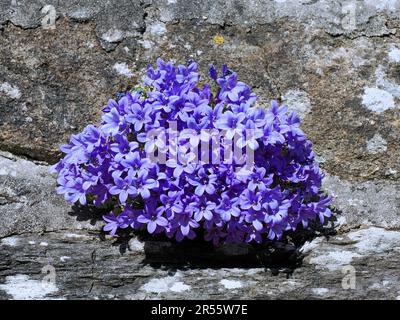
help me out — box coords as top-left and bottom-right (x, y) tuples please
(71, 203), (339, 272)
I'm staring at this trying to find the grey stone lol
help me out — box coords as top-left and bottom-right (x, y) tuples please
(0, 152), (103, 238)
(1, 0), (400, 299)
(0, 0), (399, 180)
(366, 133), (388, 154)
(0, 154), (398, 299)
(323, 174), (400, 230)
(281, 89), (312, 119)
(0, 226), (399, 299)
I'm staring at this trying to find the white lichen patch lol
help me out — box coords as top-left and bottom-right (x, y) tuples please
(281, 90), (312, 119)
(0, 275), (58, 300)
(364, 0), (399, 11)
(347, 227), (400, 254)
(375, 66), (400, 97)
(362, 66), (400, 113)
(388, 46), (400, 63)
(140, 40), (154, 49)
(219, 279), (243, 289)
(128, 238), (144, 253)
(361, 87), (395, 113)
(113, 62), (134, 78)
(300, 237), (324, 254)
(310, 39), (370, 70)
(309, 228), (400, 271)
(281, 279), (301, 289)
(309, 250), (361, 271)
(60, 256), (71, 262)
(382, 280), (390, 287)
(222, 268), (263, 275)
(369, 282), (383, 290)
(0, 155), (43, 179)
(68, 8), (91, 21)
(149, 22), (167, 37)
(140, 273), (190, 294)
(170, 282), (191, 293)
(311, 288), (329, 295)
(101, 29), (124, 43)
(0, 82), (21, 99)
(1, 169), (18, 177)
(1, 236), (19, 247)
(246, 268), (265, 275)
(64, 233), (92, 240)
(335, 216), (347, 228)
(85, 41), (95, 49)
(366, 133), (387, 154)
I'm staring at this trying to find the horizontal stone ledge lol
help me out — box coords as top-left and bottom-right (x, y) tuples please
(142, 239), (300, 268)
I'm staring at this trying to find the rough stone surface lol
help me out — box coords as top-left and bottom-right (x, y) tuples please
(1, 0), (400, 299)
(1, 226), (399, 299)
(0, 152), (399, 300)
(0, 0), (399, 182)
(322, 174), (400, 230)
(0, 152), (103, 238)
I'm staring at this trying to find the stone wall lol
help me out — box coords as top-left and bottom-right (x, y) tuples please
(0, 0), (400, 299)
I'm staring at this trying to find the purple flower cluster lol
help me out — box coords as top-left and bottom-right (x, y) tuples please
(52, 58), (332, 245)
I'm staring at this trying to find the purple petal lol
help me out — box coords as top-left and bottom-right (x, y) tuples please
(181, 224), (190, 236)
(137, 215), (149, 224)
(195, 184), (206, 196)
(156, 217), (169, 227)
(147, 221), (157, 234)
(119, 190), (128, 203)
(253, 220), (263, 231)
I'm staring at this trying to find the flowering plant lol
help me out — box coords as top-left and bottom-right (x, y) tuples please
(52, 58), (331, 245)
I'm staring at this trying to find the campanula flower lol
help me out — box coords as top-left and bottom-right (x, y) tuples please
(53, 58), (331, 245)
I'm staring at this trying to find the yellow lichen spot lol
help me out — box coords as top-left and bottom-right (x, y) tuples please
(213, 34), (225, 45)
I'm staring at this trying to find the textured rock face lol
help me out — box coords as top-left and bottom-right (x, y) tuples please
(1, 227), (400, 299)
(1, 0), (400, 299)
(1, 152), (399, 300)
